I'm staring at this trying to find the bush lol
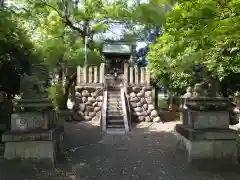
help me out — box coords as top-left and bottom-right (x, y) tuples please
(47, 84), (65, 110)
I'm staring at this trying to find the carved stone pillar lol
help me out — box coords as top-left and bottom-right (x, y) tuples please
(124, 63), (129, 86)
(145, 68), (150, 85)
(83, 65), (87, 83)
(77, 66), (82, 85)
(88, 66), (93, 83)
(94, 66), (98, 83)
(140, 67), (145, 84)
(134, 65), (139, 85)
(99, 63), (105, 83)
(129, 66), (134, 85)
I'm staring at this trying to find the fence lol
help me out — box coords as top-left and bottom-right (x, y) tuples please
(76, 63), (150, 86)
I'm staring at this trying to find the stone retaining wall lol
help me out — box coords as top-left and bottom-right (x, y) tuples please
(73, 87), (103, 121)
(126, 86), (161, 123)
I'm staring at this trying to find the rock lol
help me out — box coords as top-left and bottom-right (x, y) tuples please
(96, 96), (103, 101)
(142, 111), (148, 116)
(84, 116), (91, 121)
(138, 116), (145, 122)
(145, 116), (152, 122)
(130, 97), (139, 102)
(137, 91), (144, 97)
(136, 102), (142, 107)
(146, 97), (153, 104)
(133, 87), (141, 93)
(96, 111), (101, 117)
(145, 91), (152, 98)
(88, 97), (96, 103)
(77, 111), (84, 117)
(92, 116), (99, 122)
(134, 107), (142, 112)
(151, 110), (158, 118)
(140, 97), (146, 104)
(131, 102), (137, 108)
(142, 86), (152, 91)
(76, 92), (82, 97)
(89, 112), (96, 117)
(85, 101), (92, 106)
(86, 106), (94, 112)
(147, 109), (152, 114)
(73, 114), (83, 121)
(130, 92), (136, 98)
(85, 87), (95, 93)
(93, 101), (98, 107)
(84, 111), (89, 116)
(153, 116), (161, 122)
(94, 107), (101, 112)
(148, 104), (155, 111)
(136, 111), (146, 116)
(98, 102), (102, 107)
(75, 97), (82, 104)
(82, 90), (89, 97)
(82, 97), (87, 103)
(73, 105), (79, 111)
(79, 103), (85, 111)
(143, 104), (148, 110)
(91, 92), (97, 97)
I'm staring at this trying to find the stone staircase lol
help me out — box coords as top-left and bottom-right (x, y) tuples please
(106, 88), (126, 134)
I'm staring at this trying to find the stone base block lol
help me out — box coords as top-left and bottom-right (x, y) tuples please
(175, 124), (238, 163)
(2, 126), (64, 164)
(4, 141), (56, 163)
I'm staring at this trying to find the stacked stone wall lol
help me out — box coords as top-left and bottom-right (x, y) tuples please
(73, 87), (103, 121)
(126, 86), (161, 122)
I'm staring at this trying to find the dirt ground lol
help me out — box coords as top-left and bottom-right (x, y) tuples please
(0, 121), (240, 180)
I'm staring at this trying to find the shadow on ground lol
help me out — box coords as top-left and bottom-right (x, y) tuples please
(0, 122), (240, 180)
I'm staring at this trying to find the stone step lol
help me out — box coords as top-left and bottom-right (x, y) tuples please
(107, 124), (125, 128)
(107, 109), (123, 113)
(107, 119), (124, 124)
(106, 115), (124, 120)
(107, 107), (122, 111)
(106, 128), (125, 135)
(107, 96), (121, 100)
(107, 112), (123, 116)
(107, 102), (122, 106)
(108, 94), (121, 97)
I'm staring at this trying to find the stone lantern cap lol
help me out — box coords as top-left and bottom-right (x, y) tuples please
(14, 98), (54, 112)
(185, 96), (232, 111)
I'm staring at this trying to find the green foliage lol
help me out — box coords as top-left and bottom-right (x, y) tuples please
(0, 9), (41, 95)
(47, 84), (65, 109)
(148, 0), (240, 93)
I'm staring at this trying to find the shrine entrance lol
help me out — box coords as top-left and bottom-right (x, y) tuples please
(101, 41), (136, 87)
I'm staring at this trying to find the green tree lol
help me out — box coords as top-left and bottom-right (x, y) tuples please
(0, 9), (39, 96)
(148, 0), (240, 94)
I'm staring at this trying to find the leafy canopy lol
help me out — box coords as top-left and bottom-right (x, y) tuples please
(148, 0), (240, 93)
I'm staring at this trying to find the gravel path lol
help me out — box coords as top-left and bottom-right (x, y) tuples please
(0, 121), (240, 180)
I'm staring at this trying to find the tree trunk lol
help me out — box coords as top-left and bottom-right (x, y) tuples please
(62, 72), (76, 109)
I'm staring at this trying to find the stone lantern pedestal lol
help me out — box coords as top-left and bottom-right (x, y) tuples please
(176, 96), (238, 163)
(2, 98), (64, 165)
